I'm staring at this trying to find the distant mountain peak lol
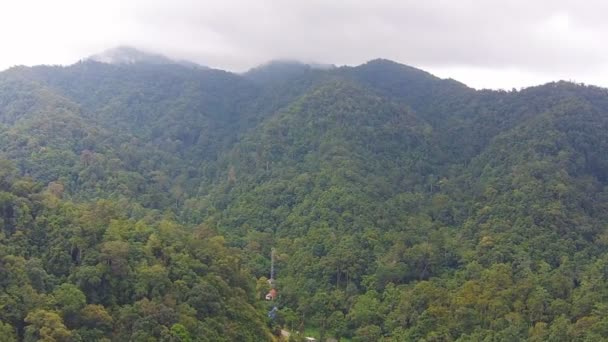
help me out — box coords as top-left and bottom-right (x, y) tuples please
(243, 59), (335, 84)
(88, 46), (205, 68)
(360, 58), (433, 74)
(253, 59), (335, 70)
(88, 46), (171, 64)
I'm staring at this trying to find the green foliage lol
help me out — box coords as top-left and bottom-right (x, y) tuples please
(0, 321), (17, 342)
(1, 57), (608, 341)
(0, 167), (271, 340)
(24, 309), (71, 342)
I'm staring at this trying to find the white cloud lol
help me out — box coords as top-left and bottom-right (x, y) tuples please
(1, 0), (607, 89)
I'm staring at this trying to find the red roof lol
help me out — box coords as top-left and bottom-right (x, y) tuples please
(266, 288), (277, 299)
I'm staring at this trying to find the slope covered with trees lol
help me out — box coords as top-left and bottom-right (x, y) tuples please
(1, 50), (608, 341)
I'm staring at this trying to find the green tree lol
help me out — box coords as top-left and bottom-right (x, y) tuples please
(0, 321), (17, 342)
(24, 309), (72, 342)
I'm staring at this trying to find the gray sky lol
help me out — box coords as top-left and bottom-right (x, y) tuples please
(0, 0), (606, 89)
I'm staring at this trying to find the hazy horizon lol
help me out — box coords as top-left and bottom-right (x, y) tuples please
(1, 0), (606, 90)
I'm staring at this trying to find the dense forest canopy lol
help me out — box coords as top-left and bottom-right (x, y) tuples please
(1, 49), (608, 341)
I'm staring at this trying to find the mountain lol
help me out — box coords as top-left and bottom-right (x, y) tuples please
(88, 46), (206, 69)
(1, 49), (608, 341)
(244, 60), (335, 84)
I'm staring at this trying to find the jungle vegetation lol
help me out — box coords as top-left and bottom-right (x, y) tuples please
(1, 52), (608, 341)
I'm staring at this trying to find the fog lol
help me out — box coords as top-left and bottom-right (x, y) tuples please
(1, 0), (606, 89)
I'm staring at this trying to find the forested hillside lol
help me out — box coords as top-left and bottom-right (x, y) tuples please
(1, 50), (608, 341)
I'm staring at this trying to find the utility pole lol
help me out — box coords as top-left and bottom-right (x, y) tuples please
(270, 248), (275, 287)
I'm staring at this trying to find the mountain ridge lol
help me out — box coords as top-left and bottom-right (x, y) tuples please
(86, 46), (208, 70)
(1, 53), (608, 341)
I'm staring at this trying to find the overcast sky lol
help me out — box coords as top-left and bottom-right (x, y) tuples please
(0, 0), (606, 89)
